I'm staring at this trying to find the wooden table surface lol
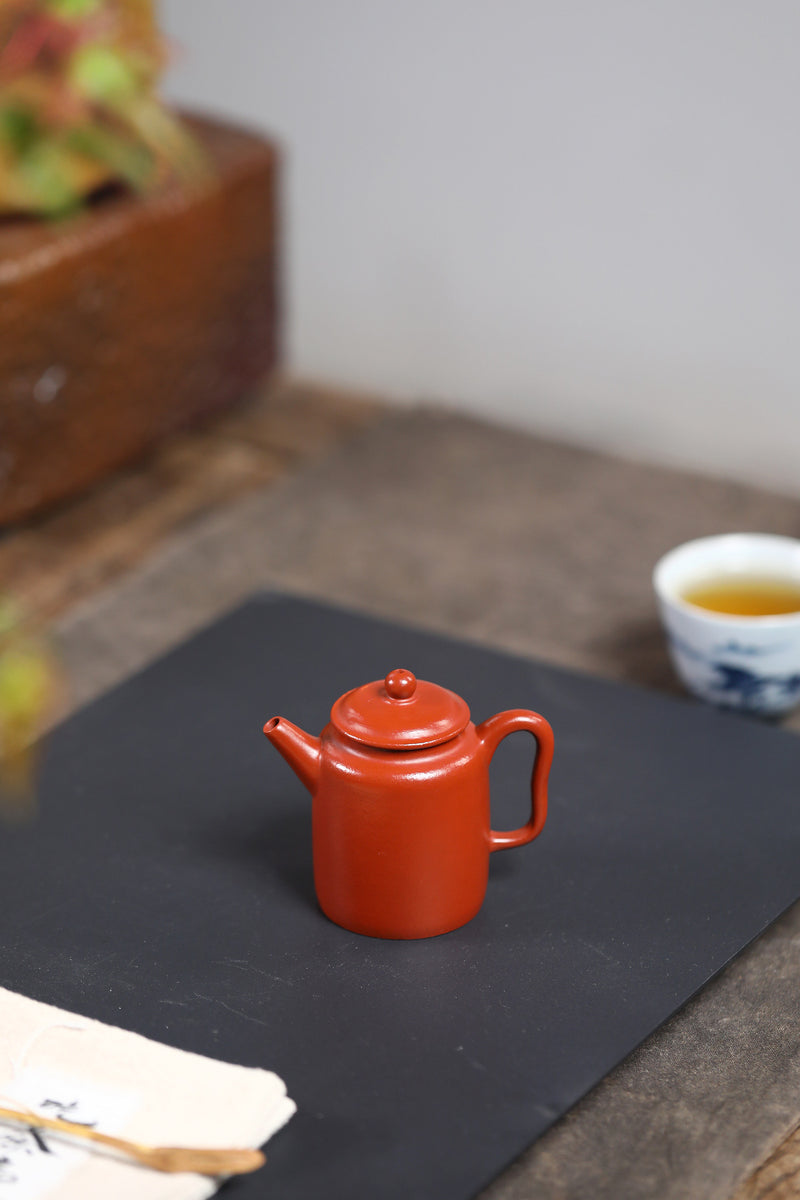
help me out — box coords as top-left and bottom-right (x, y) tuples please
(0, 378), (380, 627)
(1, 377), (798, 1200)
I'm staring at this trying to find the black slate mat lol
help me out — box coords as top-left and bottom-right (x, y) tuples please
(2, 594), (800, 1200)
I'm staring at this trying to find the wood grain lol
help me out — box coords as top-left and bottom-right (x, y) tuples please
(735, 1125), (800, 1199)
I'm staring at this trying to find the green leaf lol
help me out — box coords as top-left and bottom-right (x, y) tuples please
(67, 123), (153, 189)
(0, 600), (22, 641)
(68, 44), (139, 104)
(45, 0), (103, 19)
(0, 105), (38, 154)
(0, 649), (51, 722)
(18, 141), (82, 216)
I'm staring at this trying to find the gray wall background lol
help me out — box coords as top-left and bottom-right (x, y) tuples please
(162, 1), (800, 493)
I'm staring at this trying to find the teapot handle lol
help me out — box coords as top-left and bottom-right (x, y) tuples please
(476, 710), (554, 852)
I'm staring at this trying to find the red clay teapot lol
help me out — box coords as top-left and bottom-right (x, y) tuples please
(263, 668), (554, 939)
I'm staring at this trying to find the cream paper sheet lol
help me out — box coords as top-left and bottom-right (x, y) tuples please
(0, 987), (295, 1200)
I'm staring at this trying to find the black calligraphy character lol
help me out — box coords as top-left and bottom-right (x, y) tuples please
(0, 1154), (18, 1183)
(40, 1098), (94, 1128)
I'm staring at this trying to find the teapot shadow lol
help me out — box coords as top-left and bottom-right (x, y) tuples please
(488, 851), (517, 881)
(191, 803), (316, 909)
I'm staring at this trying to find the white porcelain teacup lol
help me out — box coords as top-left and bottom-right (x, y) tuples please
(653, 533), (800, 716)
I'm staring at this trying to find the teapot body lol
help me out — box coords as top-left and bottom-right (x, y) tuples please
(264, 668), (554, 940)
(314, 724), (490, 939)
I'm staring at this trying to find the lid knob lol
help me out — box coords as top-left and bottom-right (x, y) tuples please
(384, 668), (417, 700)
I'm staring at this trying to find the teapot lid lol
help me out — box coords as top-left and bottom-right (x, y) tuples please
(331, 669), (470, 749)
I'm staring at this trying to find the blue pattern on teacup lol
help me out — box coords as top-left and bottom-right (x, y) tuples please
(707, 663), (800, 713)
(665, 631), (800, 714)
(713, 639), (790, 657)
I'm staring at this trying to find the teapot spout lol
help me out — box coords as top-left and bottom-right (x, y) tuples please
(263, 717), (321, 794)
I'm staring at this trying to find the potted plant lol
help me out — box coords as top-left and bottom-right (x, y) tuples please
(0, 0), (279, 524)
(0, 0), (207, 215)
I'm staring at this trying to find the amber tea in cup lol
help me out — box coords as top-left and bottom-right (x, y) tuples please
(682, 576), (800, 617)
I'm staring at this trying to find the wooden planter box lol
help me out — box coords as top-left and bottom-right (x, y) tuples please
(0, 114), (280, 525)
